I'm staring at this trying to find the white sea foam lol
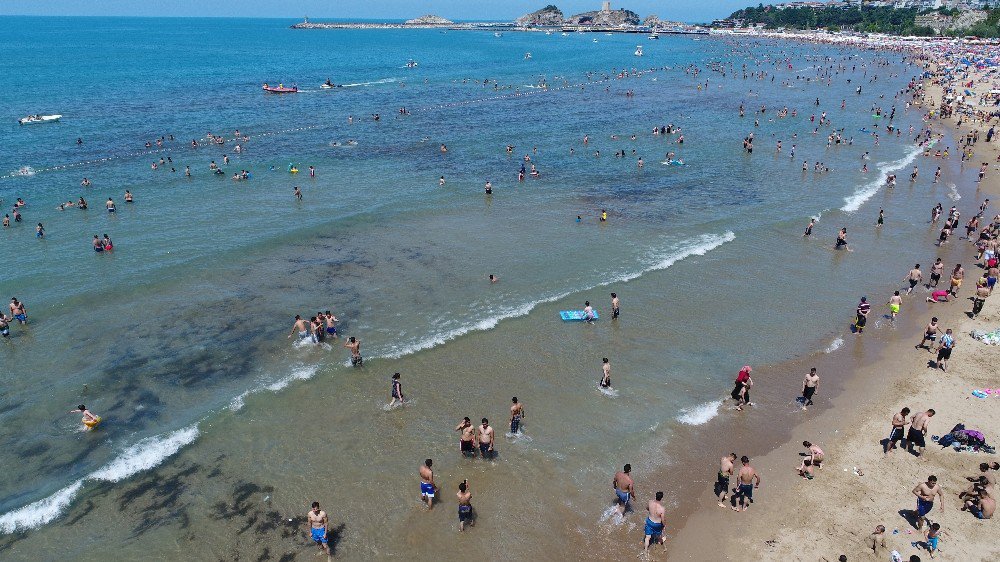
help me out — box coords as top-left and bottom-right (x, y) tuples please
(89, 426), (200, 482)
(825, 337), (844, 353)
(228, 391), (250, 412)
(677, 399), (723, 425)
(0, 425), (199, 533)
(947, 183), (961, 201)
(0, 481), (83, 533)
(370, 232), (736, 360)
(342, 78), (396, 87)
(841, 144), (924, 212)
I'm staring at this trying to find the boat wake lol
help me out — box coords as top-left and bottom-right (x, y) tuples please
(840, 144), (924, 213)
(341, 78), (396, 88)
(0, 425), (199, 533)
(676, 399), (723, 425)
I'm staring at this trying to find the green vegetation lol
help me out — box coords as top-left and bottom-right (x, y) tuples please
(961, 8), (1000, 37)
(728, 5), (930, 35)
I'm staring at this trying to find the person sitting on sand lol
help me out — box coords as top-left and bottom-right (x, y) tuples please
(797, 458), (814, 479)
(870, 525), (887, 555)
(962, 489), (995, 519)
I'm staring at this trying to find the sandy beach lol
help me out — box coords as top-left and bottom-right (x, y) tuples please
(670, 52), (1000, 562)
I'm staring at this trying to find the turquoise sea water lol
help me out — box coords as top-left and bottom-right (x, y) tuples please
(0, 17), (982, 559)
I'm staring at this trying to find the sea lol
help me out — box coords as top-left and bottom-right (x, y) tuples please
(0, 16), (984, 560)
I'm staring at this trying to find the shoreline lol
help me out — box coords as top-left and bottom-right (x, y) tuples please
(669, 54), (1000, 560)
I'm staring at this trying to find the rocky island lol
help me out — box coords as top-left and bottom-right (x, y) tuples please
(403, 15), (453, 26)
(515, 5), (565, 27)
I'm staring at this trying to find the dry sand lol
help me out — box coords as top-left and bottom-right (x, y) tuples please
(668, 65), (1000, 562)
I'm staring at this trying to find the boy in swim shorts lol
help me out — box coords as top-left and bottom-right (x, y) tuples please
(307, 502), (330, 555)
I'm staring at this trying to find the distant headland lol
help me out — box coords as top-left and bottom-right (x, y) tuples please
(290, 3), (709, 34)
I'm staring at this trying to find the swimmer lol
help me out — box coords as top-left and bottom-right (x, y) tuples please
(488, 274), (499, 284)
(93, 235), (104, 252)
(69, 404), (101, 430)
(439, 176), (445, 186)
(323, 311), (338, 337)
(613, 464), (635, 515)
(0, 312), (9, 338)
(611, 292), (619, 319)
(307, 502), (330, 555)
(287, 314), (309, 340)
(344, 336), (362, 366)
(419, 459), (437, 509)
(477, 418), (495, 459)
(294, 186), (302, 200)
(600, 357), (611, 388)
(456, 417), (476, 457)
(9, 298), (26, 325)
(106, 198), (116, 213)
(389, 372), (404, 407)
(803, 218), (814, 237)
(35, 223), (44, 238)
(124, 190), (133, 203)
(485, 181), (492, 194)
(835, 227), (850, 251)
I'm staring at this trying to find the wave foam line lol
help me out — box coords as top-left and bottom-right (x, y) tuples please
(0, 425), (199, 534)
(370, 232), (735, 360)
(840, 143), (925, 213)
(677, 399), (723, 425)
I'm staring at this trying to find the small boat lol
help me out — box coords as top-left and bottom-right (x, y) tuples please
(262, 83), (298, 93)
(524, 52), (532, 60)
(406, 60), (418, 68)
(648, 32), (659, 40)
(19, 114), (61, 125)
(320, 79), (340, 89)
(545, 30), (552, 35)
(634, 45), (643, 56)
(494, 32), (503, 38)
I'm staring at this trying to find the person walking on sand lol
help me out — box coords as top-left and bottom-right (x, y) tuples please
(907, 409), (935, 457)
(912, 475), (945, 529)
(644, 491), (666, 551)
(949, 264), (965, 297)
(344, 336), (362, 367)
(307, 501), (331, 555)
(801, 368), (819, 408)
(419, 459), (437, 509)
(457, 479), (474, 531)
(509, 397), (524, 435)
(887, 291), (902, 321)
(930, 258), (944, 288)
(613, 464), (635, 515)
(906, 264), (923, 294)
(388, 373), (404, 407)
(934, 329), (954, 371)
(733, 456), (760, 512)
(717, 453), (737, 507)
(886, 407), (911, 454)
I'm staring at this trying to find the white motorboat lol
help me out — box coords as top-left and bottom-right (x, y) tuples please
(524, 52), (532, 60)
(19, 114), (61, 125)
(494, 32), (503, 37)
(648, 32), (659, 40)
(634, 45), (643, 56)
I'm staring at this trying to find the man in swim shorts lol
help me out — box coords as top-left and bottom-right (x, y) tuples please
(457, 480), (474, 531)
(907, 409), (935, 457)
(734, 456), (760, 512)
(344, 336), (362, 366)
(611, 293), (620, 319)
(287, 315), (308, 340)
(886, 407), (911, 454)
(905, 264), (923, 294)
(717, 453), (737, 507)
(912, 475), (944, 529)
(456, 417), (476, 457)
(613, 464), (635, 515)
(963, 490), (995, 519)
(477, 418), (494, 459)
(930, 258), (944, 287)
(600, 358), (612, 388)
(509, 397), (524, 434)
(9, 298), (26, 325)
(307, 501), (330, 555)
(644, 491), (666, 550)
(419, 459), (437, 509)
(887, 291), (902, 320)
(855, 297), (870, 333)
(802, 368), (819, 407)
(324, 311), (338, 337)
(0, 312), (9, 338)
(917, 318), (939, 350)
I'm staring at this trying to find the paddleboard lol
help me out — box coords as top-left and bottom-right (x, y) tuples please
(560, 310), (598, 321)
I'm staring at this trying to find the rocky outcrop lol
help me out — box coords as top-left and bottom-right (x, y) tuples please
(404, 15), (453, 25)
(515, 5), (564, 27)
(644, 14), (659, 28)
(566, 8), (640, 27)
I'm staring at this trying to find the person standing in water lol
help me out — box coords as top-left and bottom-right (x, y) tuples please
(600, 358), (612, 388)
(583, 301), (595, 323)
(644, 491), (666, 551)
(613, 464), (635, 515)
(802, 368), (819, 408)
(611, 293), (620, 319)
(803, 218), (814, 237)
(9, 298), (27, 325)
(294, 186), (302, 200)
(457, 480), (474, 531)
(456, 417), (476, 457)
(419, 459), (437, 509)
(388, 373), (404, 407)
(307, 502), (330, 555)
(477, 418), (495, 459)
(887, 291), (902, 321)
(344, 337), (362, 366)
(69, 404), (101, 430)
(835, 227), (850, 251)
(509, 397), (524, 435)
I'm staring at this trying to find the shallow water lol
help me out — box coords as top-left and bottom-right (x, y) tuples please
(0, 16), (982, 559)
